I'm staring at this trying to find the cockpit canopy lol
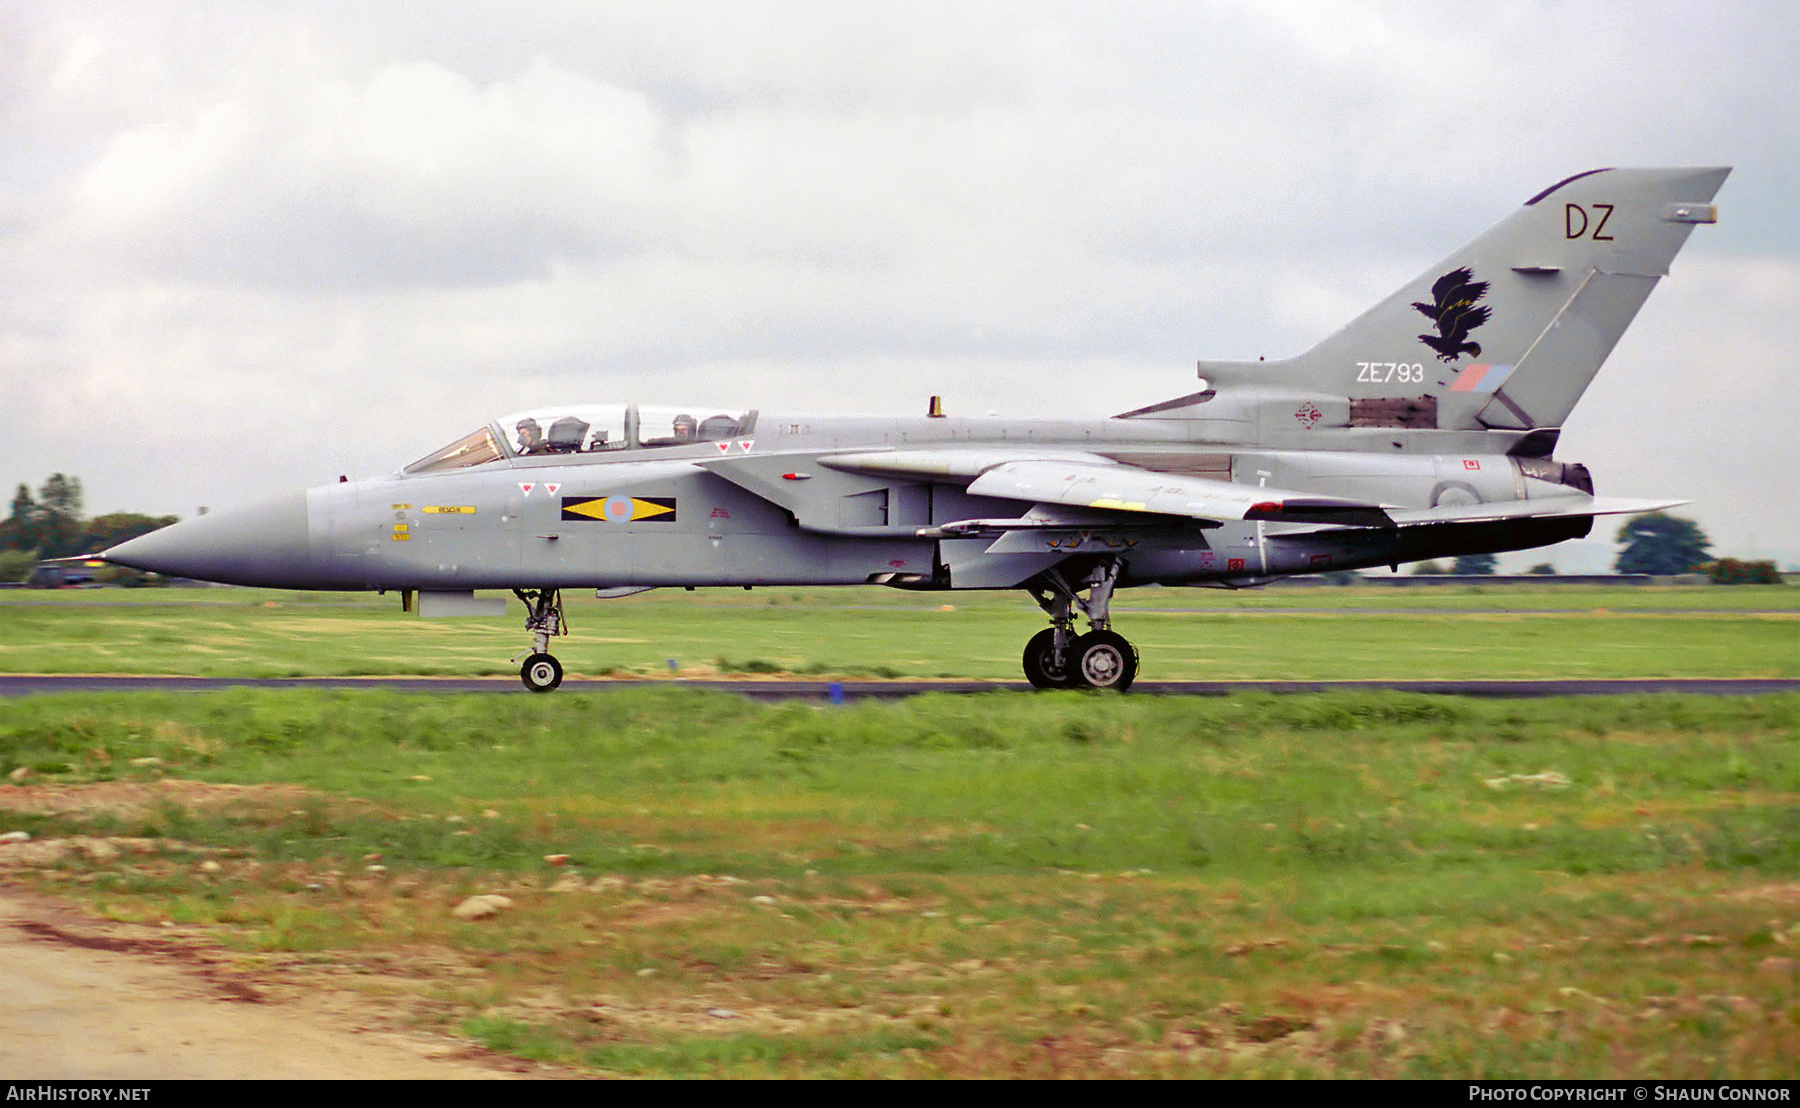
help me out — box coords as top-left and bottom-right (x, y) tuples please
(404, 405), (755, 475)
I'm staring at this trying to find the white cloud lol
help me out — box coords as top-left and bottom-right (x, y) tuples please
(63, 56), (672, 290)
(1563, 254), (1800, 561)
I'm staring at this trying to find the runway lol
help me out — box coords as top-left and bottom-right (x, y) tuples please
(3, 675), (1796, 699)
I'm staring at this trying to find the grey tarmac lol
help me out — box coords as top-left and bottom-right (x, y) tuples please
(3, 675), (1796, 699)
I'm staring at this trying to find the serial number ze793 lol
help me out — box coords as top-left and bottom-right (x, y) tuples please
(1356, 361), (1426, 384)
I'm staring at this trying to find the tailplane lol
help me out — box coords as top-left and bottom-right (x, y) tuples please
(1130, 167), (1729, 436)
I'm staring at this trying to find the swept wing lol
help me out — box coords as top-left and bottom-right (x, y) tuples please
(820, 452), (1395, 528)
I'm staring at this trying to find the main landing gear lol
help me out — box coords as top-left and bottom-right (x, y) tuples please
(1022, 559), (1139, 691)
(512, 588), (566, 692)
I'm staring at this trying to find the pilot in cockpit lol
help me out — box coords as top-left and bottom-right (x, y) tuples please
(515, 418), (548, 455)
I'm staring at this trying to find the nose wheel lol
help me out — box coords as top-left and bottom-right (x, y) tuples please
(520, 652), (564, 693)
(1022, 561), (1138, 691)
(512, 588), (568, 693)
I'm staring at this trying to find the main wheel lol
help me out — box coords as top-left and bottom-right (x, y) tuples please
(521, 652), (564, 693)
(1071, 630), (1138, 691)
(1022, 628), (1077, 689)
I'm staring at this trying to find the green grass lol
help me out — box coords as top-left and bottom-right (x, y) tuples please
(2, 583), (1795, 680)
(2, 687), (1797, 1076)
(3, 584), (1795, 1076)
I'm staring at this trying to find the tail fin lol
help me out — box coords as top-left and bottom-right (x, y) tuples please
(1166, 167), (1729, 434)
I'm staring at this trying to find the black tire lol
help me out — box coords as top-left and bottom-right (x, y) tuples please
(1022, 628), (1077, 689)
(521, 652), (563, 693)
(1071, 630), (1137, 691)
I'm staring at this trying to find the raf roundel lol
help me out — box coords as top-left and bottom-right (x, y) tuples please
(560, 496), (678, 524)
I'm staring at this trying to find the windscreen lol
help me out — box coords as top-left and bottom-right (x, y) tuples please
(403, 427), (505, 475)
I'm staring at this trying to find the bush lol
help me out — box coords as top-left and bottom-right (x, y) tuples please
(1704, 558), (1783, 585)
(1451, 553), (1498, 575)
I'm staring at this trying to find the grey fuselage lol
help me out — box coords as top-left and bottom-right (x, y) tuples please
(109, 408), (1591, 594)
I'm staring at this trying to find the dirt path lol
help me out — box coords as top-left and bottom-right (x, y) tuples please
(0, 777), (574, 1079)
(0, 883), (575, 1079)
(0, 884), (564, 1080)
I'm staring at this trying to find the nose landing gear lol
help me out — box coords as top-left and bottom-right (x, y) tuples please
(512, 588), (566, 692)
(1022, 560), (1138, 691)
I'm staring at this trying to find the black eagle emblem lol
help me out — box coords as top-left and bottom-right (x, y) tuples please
(1412, 266), (1490, 363)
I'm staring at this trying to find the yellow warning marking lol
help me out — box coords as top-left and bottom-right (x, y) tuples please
(424, 506), (476, 515)
(1089, 498), (1150, 512)
(391, 503), (412, 510)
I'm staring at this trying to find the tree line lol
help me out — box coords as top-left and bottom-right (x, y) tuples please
(0, 474), (178, 583)
(1412, 513), (1780, 581)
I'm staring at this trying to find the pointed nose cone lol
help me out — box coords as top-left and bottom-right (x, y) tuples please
(104, 490), (321, 587)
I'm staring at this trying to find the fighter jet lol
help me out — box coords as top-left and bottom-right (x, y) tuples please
(104, 167), (1729, 692)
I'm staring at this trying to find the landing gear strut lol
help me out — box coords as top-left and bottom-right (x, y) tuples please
(1022, 560), (1138, 691)
(512, 588), (566, 692)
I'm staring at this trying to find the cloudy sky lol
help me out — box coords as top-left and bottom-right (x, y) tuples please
(4, 0), (1796, 570)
